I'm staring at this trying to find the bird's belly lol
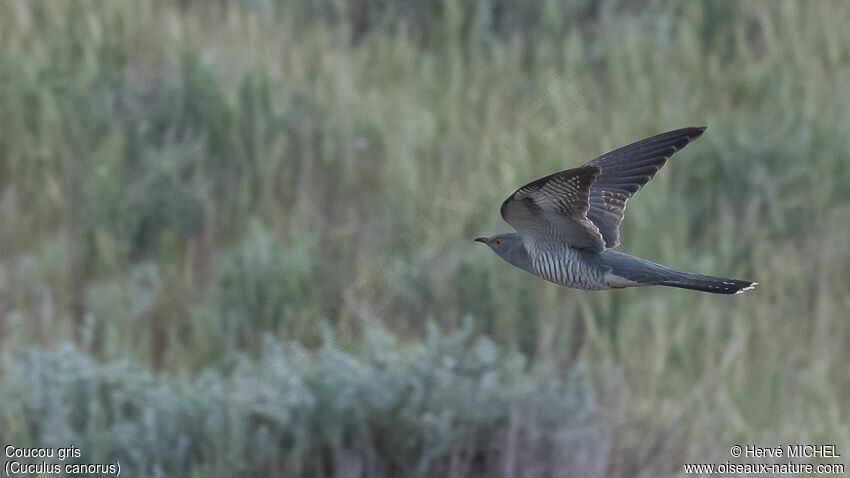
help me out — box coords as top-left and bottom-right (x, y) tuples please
(529, 246), (609, 290)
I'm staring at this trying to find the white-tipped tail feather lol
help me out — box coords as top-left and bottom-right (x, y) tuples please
(734, 282), (758, 295)
(601, 250), (757, 295)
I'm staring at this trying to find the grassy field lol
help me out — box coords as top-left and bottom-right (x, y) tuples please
(1, 0), (849, 476)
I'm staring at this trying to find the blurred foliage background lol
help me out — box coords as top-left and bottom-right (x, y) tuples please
(0, 0), (849, 476)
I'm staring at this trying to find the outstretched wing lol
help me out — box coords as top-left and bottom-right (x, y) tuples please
(583, 127), (706, 248)
(500, 165), (606, 252)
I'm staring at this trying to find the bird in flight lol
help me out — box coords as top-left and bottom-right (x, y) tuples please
(475, 127), (757, 294)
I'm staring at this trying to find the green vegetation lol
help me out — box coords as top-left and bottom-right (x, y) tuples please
(1, 1), (848, 476)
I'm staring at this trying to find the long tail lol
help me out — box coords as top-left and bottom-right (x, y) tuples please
(600, 250), (757, 295)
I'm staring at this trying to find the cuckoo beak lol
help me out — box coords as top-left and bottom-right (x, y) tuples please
(474, 237), (490, 244)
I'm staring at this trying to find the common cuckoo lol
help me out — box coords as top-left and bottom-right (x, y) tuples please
(475, 127), (757, 294)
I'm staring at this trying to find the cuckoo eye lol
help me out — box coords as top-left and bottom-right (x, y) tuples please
(494, 238), (503, 246)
